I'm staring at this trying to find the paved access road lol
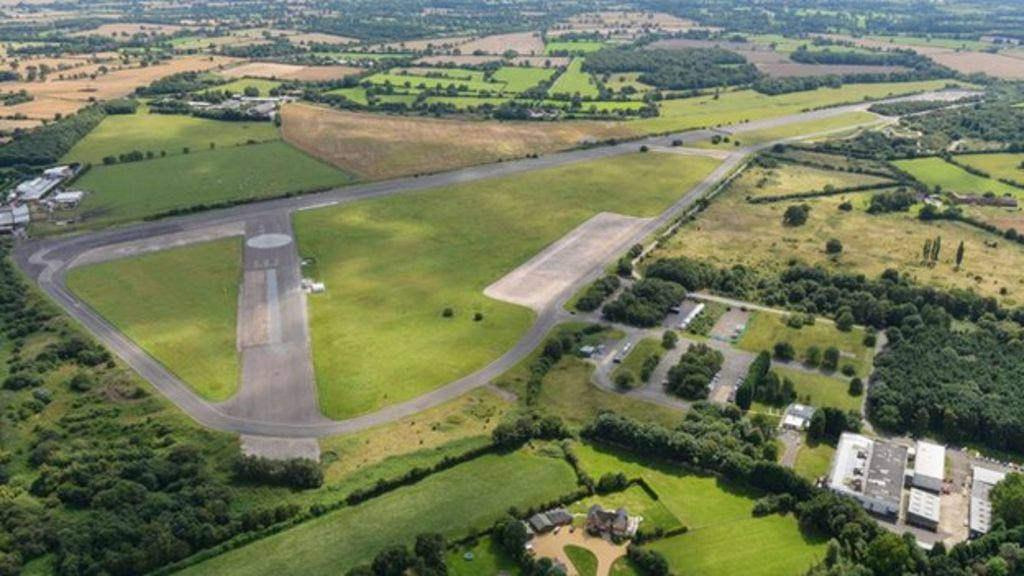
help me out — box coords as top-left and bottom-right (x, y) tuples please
(13, 90), (970, 439)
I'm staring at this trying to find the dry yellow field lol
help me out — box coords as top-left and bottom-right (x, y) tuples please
(929, 51), (1024, 79)
(458, 32), (546, 56)
(222, 61), (362, 81)
(69, 22), (185, 38)
(651, 183), (1024, 304)
(512, 55), (571, 67)
(281, 103), (639, 179)
(371, 36), (472, 53)
(2, 54), (239, 117)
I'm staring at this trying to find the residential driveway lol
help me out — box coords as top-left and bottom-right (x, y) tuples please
(531, 529), (627, 576)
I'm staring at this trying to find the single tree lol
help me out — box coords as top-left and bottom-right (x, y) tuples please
(955, 240), (965, 270)
(825, 238), (843, 255)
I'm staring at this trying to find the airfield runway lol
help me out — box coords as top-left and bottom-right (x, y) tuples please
(13, 89), (971, 442)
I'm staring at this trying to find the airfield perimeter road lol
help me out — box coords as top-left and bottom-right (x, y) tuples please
(13, 89), (974, 439)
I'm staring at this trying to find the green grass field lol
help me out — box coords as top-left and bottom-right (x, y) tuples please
(546, 40), (605, 54)
(178, 451), (578, 575)
(634, 80), (963, 134)
(953, 153), (1024, 185)
(895, 157), (1022, 198)
(66, 239), (241, 400)
(566, 546), (599, 576)
(574, 443), (827, 575)
(491, 66), (557, 92)
(68, 141), (352, 229)
(774, 367), (863, 412)
(794, 441), (836, 481)
(737, 313), (873, 376)
(62, 107), (280, 165)
(296, 153), (721, 419)
(447, 537), (520, 575)
(324, 86), (369, 105)
(424, 95), (512, 109)
(366, 72), (502, 93)
(648, 513), (827, 576)
(549, 57), (601, 98)
(214, 77), (282, 96)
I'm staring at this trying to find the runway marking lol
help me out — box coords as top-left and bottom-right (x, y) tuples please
(247, 233), (293, 249)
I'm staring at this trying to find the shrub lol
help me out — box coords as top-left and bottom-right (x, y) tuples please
(773, 342), (796, 361)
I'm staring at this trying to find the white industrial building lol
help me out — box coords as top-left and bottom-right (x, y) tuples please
(13, 164), (76, 202)
(827, 433), (908, 518)
(970, 466), (1007, 538)
(0, 204), (30, 233)
(907, 487), (942, 531)
(781, 404), (816, 431)
(912, 440), (946, 493)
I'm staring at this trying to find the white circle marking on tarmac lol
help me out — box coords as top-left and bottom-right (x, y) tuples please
(247, 233), (293, 249)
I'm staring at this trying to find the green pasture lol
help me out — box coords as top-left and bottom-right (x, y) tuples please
(177, 451), (578, 576)
(325, 86), (369, 105)
(66, 239), (241, 400)
(296, 153), (721, 419)
(952, 153), (1024, 185)
(365, 72), (502, 93)
(62, 107), (280, 165)
(549, 57), (601, 99)
(895, 157), (1022, 197)
(794, 441), (836, 481)
(774, 367), (863, 412)
(611, 338), (663, 384)
(68, 141), (352, 229)
(214, 77), (282, 96)
(491, 66), (557, 92)
(546, 40), (605, 55)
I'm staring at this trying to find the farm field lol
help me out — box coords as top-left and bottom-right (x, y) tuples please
(546, 40), (606, 54)
(574, 443), (827, 575)
(549, 57), (601, 98)
(773, 367), (863, 412)
(62, 107), (280, 165)
(650, 180), (1024, 304)
(632, 80), (962, 134)
(296, 153), (721, 418)
(954, 153), (1024, 184)
(66, 238), (241, 401)
(67, 141), (352, 229)
(459, 31), (546, 56)
(280, 103), (637, 180)
(737, 313), (873, 376)
(366, 71), (501, 93)
(894, 157), (1022, 198)
(214, 77), (282, 95)
(491, 65), (557, 91)
(177, 451), (579, 576)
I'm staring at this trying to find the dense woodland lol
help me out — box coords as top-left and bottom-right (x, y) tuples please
(584, 47), (759, 90)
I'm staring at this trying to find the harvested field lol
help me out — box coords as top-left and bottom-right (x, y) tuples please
(458, 32), (545, 56)
(281, 103), (637, 180)
(3, 97), (84, 120)
(222, 61), (362, 81)
(928, 51), (1024, 79)
(413, 54), (504, 65)
(0, 118), (42, 132)
(2, 54), (238, 111)
(372, 36), (472, 53)
(287, 32), (356, 45)
(69, 22), (184, 39)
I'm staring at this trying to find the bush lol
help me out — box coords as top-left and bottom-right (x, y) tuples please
(849, 377), (864, 396)
(773, 342), (796, 361)
(825, 238), (843, 254)
(615, 371), (637, 389)
(783, 204), (810, 226)
(442, 307), (454, 318)
(596, 472), (629, 494)
(662, 330), (678, 350)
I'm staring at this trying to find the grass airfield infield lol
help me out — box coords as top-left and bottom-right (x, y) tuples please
(297, 152), (722, 419)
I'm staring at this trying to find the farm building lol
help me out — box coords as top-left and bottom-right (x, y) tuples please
(13, 164), (76, 202)
(907, 488), (941, 532)
(911, 440), (946, 493)
(781, 404), (816, 431)
(970, 466), (1007, 538)
(827, 433), (907, 518)
(52, 190), (85, 208)
(527, 508), (573, 534)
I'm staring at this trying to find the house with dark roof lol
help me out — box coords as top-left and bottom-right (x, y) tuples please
(586, 504), (633, 538)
